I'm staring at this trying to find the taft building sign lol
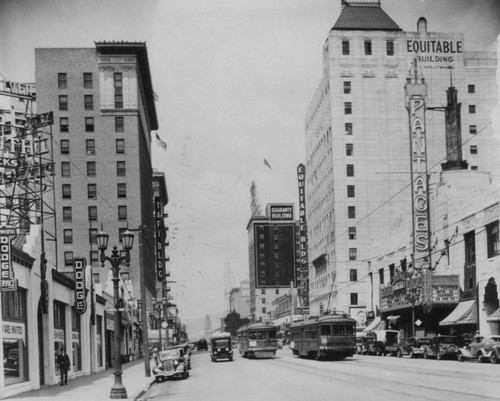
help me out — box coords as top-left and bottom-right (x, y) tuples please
(154, 197), (165, 281)
(297, 164), (309, 310)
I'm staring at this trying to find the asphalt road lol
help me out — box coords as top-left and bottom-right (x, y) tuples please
(140, 347), (499, 401)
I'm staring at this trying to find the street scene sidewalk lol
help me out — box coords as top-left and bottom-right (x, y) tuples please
(6, 359), (155, 401)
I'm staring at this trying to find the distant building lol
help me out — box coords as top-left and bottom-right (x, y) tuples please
(229, 284), (250, 319)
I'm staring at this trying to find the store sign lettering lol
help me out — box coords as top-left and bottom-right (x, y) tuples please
(0, 229), (17, 291)
(73, 258), (87, 314)
(155, 197), (165, 281)
(406, 40), (462, 67)
(296, 164), (309, 309)
(270, 205), (294, 221)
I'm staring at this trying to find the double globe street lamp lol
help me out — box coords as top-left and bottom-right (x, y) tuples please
(96, 228), (134, 399)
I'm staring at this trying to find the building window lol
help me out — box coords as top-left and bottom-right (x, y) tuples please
(349, 248), (357, 261)
(350, 293), (358, 305)
(364, 40), (372, 55)
(345, 122), (353, 135)
(87, 161), (96, 177)
(58, 73), (67, 89)
(342, 39), (350, 55)
(347, 185), (355, 198)
(59, 95), (68, 110)
(83, 73), (93, 89)
(117, 183), (127, 198)
(86, 139), (95, 155)
(60, 139), (70, 154)
(61, 162), (71, 177)
(261, 298), (266, 304)
(63, 229), (73, 244)
(117, 161), (126, 176)
(60, 117), (69, 132)
(92, 273), (100, 284)
(116, 139), (125, 154)
(471, 166), (478, 170)
(84, 95), (93, 110)
(386, 40), (394, 56)
(486, 221), (499, 258)
(469, 125), (477, 135)
(467, 84), (475, 94)
(343, 81), (351, 94)
(348, 206), (356, 218)
(118, 205), (127, 220)
(115, 117), (124, 132)
(89, 228), (97, 245)
(346, 143), (353, 156)
(85, 117), (94, 132)
(64, 251), (74, 267)
(275, 289), (279, 295)
(469, 105), (476, 114)
(62, 184), (71, 199)
(379, 268), (384, 285)
(346, 164), (354, 177)
(464, 230), (476, 266)
(344, 102), (352, 114)
(262, 308), (266, 314)
(348, 227), (356, 239)
(114, 73), (123, 108)
(90, 251), (99, 265)
(88, 184), (97, 199)
(470, 145), (478, 154)
(63, 207), (72, 222)
(88, 206), (97, 221)
(261, 289), (265, 295)
(389, 263), (395, 282)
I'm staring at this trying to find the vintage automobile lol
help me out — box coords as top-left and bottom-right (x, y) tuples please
(420, 335), (459, 360)
(489, 344), (500, 364)
(210, 332), (234, 362)
(169, 343), (192, 370)
(356, 332), (377, 355)
(396, 336), (433, 358)
(373, 330), (400, 356)
(152, 348), (189, 382)
(197, 338), (208, 351)
(457, 334), (500, 363)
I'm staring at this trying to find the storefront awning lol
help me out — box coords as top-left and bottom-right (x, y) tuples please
(439, 299), (477, 326)
(363, 316), (384, 332)
(486, 307), (500, 322)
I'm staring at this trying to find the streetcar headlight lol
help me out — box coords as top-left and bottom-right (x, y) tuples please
(320, 336), (328, 345)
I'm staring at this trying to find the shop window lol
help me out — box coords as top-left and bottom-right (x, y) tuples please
(53, 301), (67, 374)
(96, 316), (103, 367)
(2, 289), (28, 385)
(71, 308), (82, 371)
(486, 221), (499, 258)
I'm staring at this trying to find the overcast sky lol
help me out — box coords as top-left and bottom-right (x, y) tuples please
(0, 0), (499, 328)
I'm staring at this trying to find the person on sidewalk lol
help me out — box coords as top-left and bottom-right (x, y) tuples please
(57, 349), (71, 385)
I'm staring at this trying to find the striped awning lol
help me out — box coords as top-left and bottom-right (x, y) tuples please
(487, 307), (500, 323)
(439, 300), (477, 326)
(363, 316), (384, 332)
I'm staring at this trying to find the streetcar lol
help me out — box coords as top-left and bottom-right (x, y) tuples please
(237, 321), (278, 359)
(290, 313), (356, 360)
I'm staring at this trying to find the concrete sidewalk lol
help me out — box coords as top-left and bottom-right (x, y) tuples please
(6, 359), (155, 401)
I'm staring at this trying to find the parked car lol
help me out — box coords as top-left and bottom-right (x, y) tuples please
(489, 344), (500, 364)
(457, 334), (500, 363)
(373, 330), (400, 356)
(169, 343), (192, 369)
(152, 347), (189, 382)
(420, 335), (459, 360)
(356, 332), (377, 355)
(396, 336), (433, 358)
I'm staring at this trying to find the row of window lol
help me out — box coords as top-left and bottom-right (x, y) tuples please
(62, 205), (127, 223)
(341, 39), (394, 56)
(260, 288), (280, 295)
(58, 95), (95, 111)
(60, 139), (125, 155)
(58, 72), (93, 89)
(60, 161), (126, 177)
(59, 116), (125, 133)
(61, 183), (127, 199)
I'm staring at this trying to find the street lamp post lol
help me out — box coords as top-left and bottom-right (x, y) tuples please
(97, 228), (134, 400)
(406, 287), (421, 337)
(152, 297), (167, 350)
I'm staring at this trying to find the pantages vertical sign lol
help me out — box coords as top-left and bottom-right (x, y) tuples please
(155, 197), (165, 282)
(297, 164), (309, 309)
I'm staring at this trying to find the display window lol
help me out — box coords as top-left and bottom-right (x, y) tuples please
(71, 308), (81, 371)
(2, 289), (28, 385)
(53, 301), (66, 373)
(96, 315), (103, 368)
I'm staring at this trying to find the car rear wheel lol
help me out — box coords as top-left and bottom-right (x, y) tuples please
(423, 350), (429, 359)
(478, 352), (485, 363)
(457, 352), (465, 362)
(490, 352), (499, 364)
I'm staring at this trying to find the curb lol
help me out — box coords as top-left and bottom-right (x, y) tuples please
(133, 379), (155, 401)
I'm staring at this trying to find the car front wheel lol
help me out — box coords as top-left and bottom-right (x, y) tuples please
(457, 352), (465, 362)
(477, 352), (485, 363)
(490, 352), (499, 364)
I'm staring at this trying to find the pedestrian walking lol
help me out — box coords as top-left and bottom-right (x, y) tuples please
(57, 349), (70, 385)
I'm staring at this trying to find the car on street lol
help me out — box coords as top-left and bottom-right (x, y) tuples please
(197, 338), (208, 351)
(373, 330), (400, 356)
(457, 334), (500, 363)
(356, 332), (377, 355)
(420, 335), (459, 360)
(152, 347), (189, 382)
(489, 344), (500, 364)
(210, 332), (234, 362)
(169, 343), (192, 369)
(396, 336), (432, 358)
